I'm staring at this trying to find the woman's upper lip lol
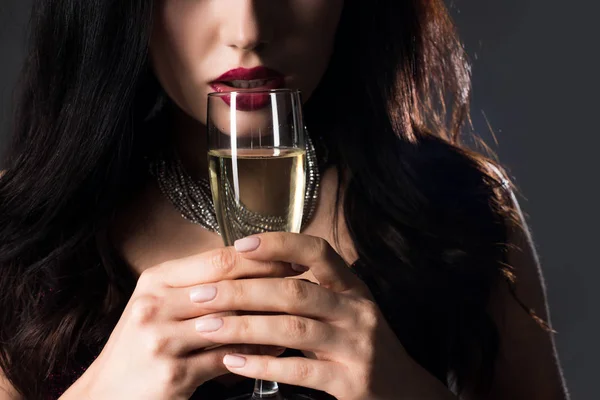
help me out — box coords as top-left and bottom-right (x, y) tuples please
(213, 66), (284, 82)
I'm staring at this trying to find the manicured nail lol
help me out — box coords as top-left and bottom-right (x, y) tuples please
(291, 263), (309, 272)
(190, 286), (217, 303)
(234, 237), (261, 252)
(195, 318), (223, 332)
(223, 354), (247, 368)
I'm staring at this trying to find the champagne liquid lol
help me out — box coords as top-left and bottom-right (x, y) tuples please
(208, 148), (306, 246)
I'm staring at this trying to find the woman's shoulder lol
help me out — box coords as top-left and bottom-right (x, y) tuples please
(0, 367), (21, 399)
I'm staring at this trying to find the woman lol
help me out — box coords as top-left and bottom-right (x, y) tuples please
(0, 0), (568, 399)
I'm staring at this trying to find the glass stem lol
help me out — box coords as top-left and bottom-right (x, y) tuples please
(252, 379), (282, 399)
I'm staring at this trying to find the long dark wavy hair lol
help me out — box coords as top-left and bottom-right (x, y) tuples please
(0, 0), (526, 398)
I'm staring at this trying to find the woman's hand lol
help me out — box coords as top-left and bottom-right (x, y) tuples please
(190, 232), (415, 400)
(61, 247), (304, 400)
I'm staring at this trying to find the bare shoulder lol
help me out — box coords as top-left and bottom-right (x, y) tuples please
(466, 167), (569, 399)
(0, 369), (20, 400)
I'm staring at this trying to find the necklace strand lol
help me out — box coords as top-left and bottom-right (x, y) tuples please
(149, 134), (321, 235)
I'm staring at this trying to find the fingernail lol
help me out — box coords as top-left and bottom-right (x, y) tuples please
(190, 286), (217, 303)
(195, 318), (223, 332)
(291, 263), (309, 272)
(234, 237), (261, 252)
(223, 354), (247, 368)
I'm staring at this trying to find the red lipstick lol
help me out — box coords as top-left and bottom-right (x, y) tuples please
(210, 67), (285, 111)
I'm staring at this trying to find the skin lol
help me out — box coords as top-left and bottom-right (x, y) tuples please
(149, 0), (343, 181)
(0, 0), (568, 399)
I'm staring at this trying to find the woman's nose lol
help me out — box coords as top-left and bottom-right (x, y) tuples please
(223, 0), (274, 51)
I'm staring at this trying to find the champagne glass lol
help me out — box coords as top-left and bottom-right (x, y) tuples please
(207, 88), (315, 399)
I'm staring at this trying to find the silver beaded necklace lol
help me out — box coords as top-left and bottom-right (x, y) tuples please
(149, 134), (321, 236)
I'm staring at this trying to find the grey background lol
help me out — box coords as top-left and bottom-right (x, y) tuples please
(1, 0), (598, 398)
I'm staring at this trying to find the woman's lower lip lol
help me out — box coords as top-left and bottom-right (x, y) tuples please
(209, 78), (285, 111)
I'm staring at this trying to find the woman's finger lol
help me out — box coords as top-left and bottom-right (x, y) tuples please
(188, 278), (355, 323)
(234, 232), (367, 295)
(222, 354), (347, 397)
(192, 314), (348, 355)
(137, 246), (302, 290)
(162, 277), (336, 321)
(143, 311), (238, 355)
(159, 285), (224, 321)
(187, 344), (287, 387)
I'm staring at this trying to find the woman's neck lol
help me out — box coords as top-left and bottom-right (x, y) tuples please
(170, 106), (209, 181)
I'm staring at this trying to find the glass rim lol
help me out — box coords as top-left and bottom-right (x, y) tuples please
(207, 88), (301, 97)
